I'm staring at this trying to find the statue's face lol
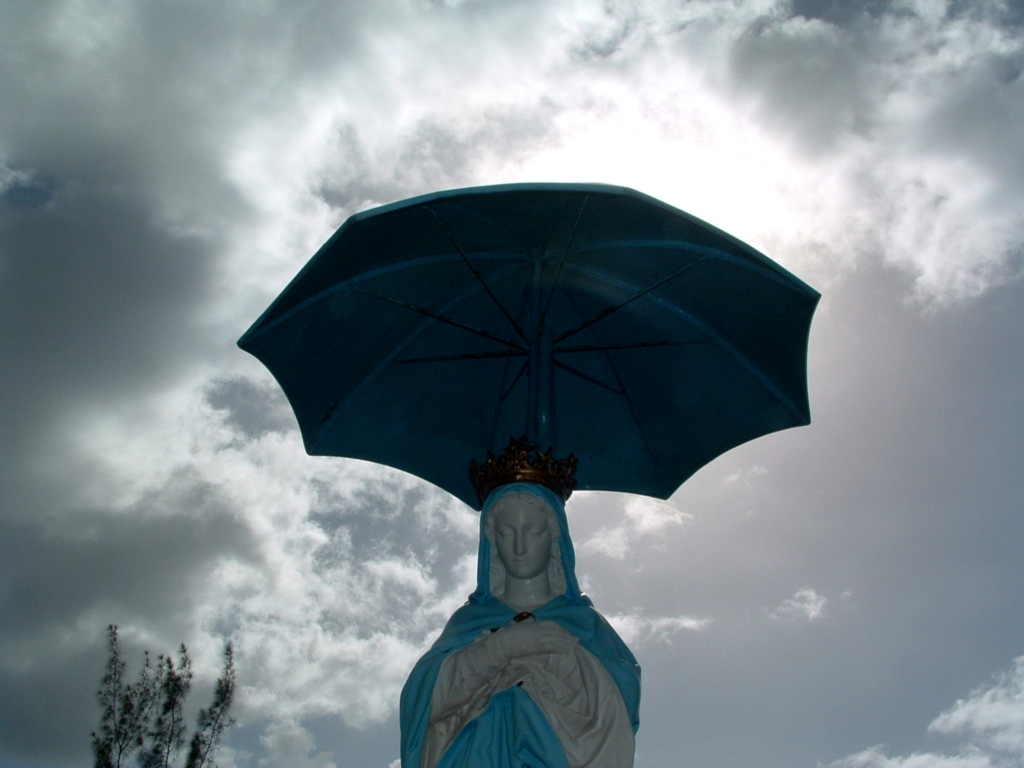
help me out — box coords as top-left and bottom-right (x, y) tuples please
(490, 492), (554, 581)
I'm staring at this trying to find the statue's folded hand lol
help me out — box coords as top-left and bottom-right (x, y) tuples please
(434, 620), (578, 714)
(494, 620), (578, 661)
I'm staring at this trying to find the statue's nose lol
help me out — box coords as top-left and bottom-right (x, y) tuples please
(514, 531), (527, 555)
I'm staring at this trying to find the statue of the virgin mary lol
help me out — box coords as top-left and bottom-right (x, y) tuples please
(400, 439), (641, 768)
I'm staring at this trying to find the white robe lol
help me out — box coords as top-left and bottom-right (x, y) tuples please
(422, 621), (634, 768)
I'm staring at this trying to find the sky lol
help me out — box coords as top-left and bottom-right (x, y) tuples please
(1, 0), (1023, 767)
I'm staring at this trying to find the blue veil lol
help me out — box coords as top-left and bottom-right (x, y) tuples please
(399, 483), (640, 768)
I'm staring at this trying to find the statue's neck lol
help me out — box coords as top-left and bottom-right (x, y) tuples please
(500, 573), (556, 612)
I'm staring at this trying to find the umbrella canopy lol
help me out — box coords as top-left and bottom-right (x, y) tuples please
(239, 183), (819, 509)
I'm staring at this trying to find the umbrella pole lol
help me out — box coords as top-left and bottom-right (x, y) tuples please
(527, 262), (555, 451)
(534, 327), (554, 450)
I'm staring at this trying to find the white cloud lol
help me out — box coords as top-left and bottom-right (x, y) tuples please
(723, 464), (769, 486)
(770, 587), (827, 622)
(829, 655), (1024, 768)
(259, 718), (337, 768)
(606, 611), (711, 646)
(201, 0), (1024, 317)
(930, 657), (1024, 757)
(579, 496), (691, 560)
(44, 376), (479, 736)
(828, 745), (993, 768)
(0, 161), (33, 196)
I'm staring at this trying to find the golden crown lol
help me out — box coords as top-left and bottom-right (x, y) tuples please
(470, 436), (578, 505)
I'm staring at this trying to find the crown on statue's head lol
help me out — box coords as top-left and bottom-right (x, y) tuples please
(470, 436), (578, 505)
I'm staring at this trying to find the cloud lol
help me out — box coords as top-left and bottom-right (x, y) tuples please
(0, 375), (479, 761)
(259, 718), (337, 768)
(605, 611), (712, 646)
(770, 587), (828, 622)
(723, 464), (769, 486)
(578, 496), (691, 560)
(829, 655), (1024, 768)
(827, 746), (994, 768)
(930, 657), (1024, 757)
(171, 0), (1024, 318)
(720, 0), (1024, 302)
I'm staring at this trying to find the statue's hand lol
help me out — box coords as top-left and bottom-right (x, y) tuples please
(494, 619), (578, 661)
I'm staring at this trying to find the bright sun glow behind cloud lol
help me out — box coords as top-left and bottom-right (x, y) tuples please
(217, 0), (1024, 328)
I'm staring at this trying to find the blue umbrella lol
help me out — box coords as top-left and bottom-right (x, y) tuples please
(238, 183), (819, 509)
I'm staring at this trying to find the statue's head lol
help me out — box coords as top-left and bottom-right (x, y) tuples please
(490, 492), (554, 579)
(485, 488), (566, 606)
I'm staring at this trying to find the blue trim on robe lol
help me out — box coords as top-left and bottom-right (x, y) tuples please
(400, 484), (641, 768)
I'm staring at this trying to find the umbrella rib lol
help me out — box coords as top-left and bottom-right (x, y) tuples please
(553, 360), (623, 396)
(427, 200), (524, 251)
(487, 358), (530, 453)
(560, 291), (662, 477)
(396, 350), (529, 364)
(572, 240), (819, 294)
(554, 258), (705, 343)
(426, 206), (530, 345)
(588, 348), (662, 478)
(556, 340), (705, 353)
(497, 359), (530, 406)
(538, 195), (589, 329)
(488, 278), (535, 448)
(354, 287), (526, 350)
(312, 273), (523, 450)
(566, 263), (808, 421)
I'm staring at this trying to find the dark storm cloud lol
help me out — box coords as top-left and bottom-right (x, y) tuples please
(0, 639), (110, 767)
(0, 183), (213, 403)
(789, 0), (893, 24)
(0, 173), (56, 210)
(0, 180), (221, 552)
(0, 0), (407, 517)
(0, 472), (257, 765)
(0, 494), (246, 632)
(729, 14), (870, 152)
(728, 0), (1024, 167)
(792, 0), (1024, 27)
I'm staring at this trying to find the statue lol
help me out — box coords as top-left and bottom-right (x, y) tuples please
(400, 441), (641, 768)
